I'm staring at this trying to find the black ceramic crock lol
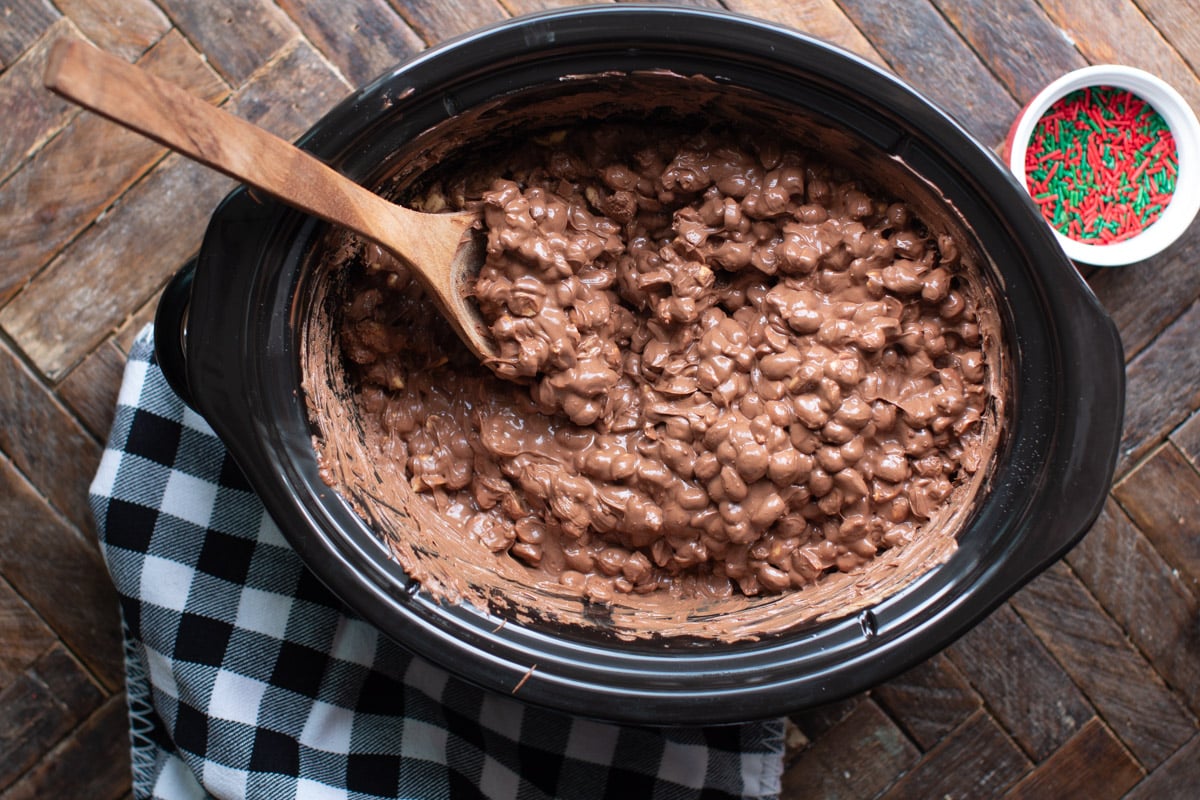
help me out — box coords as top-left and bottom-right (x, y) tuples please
(154, 5), (1124, 725)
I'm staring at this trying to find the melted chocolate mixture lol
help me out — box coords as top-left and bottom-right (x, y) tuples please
(327, 122), (998, 607)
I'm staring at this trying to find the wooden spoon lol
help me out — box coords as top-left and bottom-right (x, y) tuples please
(43, 39), (497, 361)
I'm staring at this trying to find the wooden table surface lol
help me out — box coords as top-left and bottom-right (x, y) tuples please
(2, 1), (1199, 797)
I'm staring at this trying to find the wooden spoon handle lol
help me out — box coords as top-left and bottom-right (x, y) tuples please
(45, 40), (405, 239)
(44, 38), (494, 360)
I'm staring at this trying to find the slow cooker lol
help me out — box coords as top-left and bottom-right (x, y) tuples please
(154, 5), (1124, 725)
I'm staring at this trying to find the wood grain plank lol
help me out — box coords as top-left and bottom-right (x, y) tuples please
(0, 454), (122, 691)
(0, 29), (229, 306)
(946, 603), (1092, 762)
(1133, 0), (1200, 76)
(830, 0), (1018, 146)
(0, 645), (105, 792)
(1004, 717), (1143, 800)
(617, 0), (725, 8)
(1087, 222), (1200, 362)
(789, 695), (863, 741)
(53, 0), (169, 62)
(0, 578), (56, 689)
(500, 0), (601, 17)
(154, 0), (298, 85)
(1124, 732), (1200, 800)
(30, 646), (105, 725)
(782, 699), (918, 800)
(57, 340), (127, 442)
(1113, 442), (1200, 593)
(1037, 0), (1200, 114)
(0, 18), (80, 183)
(277, 0), (425, 86)
(929, 0), (1086, 103)
(1171, 408), (1200, 468)
(871, 653), (982, 751)
(1010, 561), (1197, 769)
(4, 169), (208, 369)
(0, 0), (58, 68)
(722, 0), (885, 66)
(0, 341), (102, 535)
(1067, 497), (1200, 716)
(1113, 300), (1200, 476)
(0, 40), (350, 381)
(879, 710), (1030, 799)
(1, 693), (130, 800)
(387, 0), (508, 45)
(114, 293), (162, 354)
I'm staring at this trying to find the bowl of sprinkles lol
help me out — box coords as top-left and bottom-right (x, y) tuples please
(1006, 65), (1200, 266)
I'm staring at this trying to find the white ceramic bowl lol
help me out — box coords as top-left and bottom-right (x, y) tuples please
(1006, 65), (1200, 266)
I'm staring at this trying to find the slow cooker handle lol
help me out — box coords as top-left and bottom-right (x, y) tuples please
(975, 298), (1124, 610)
(153, 258), (197, 409)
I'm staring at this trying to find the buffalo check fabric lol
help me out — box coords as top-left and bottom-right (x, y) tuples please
(89, 327), (785, 800)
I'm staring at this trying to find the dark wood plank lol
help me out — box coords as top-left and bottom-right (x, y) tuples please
(278, 0), (424, 86)
(1124, 733), (1200, 800)
(946, 603), (1092, 762)
(1037, 0), (1200, 114)
(57, 340), (127, 442)
(1067, 498), (1200, 716)
(388, 0), (509, 45)
(0, 40), (350, 381)
(1114, 301), (1200, 477)
(1087, 222), (1200, 362)
(1, 153), (217, 376)
(879, 710), (1030, 799)
(789, 695), (864, 741)
(930, 0), (1086, 103)
(1114, 442), (1200, 592)
(0, 18), (79, 183)
(0, 342), (102, 536)
(0, 645), (105, 792)
(1004, 717), (1143, 800)
(871, 653), (981, 751)
(619, 0), (731, 9)
(1, 693), (130, 800)
(782, 699), (918, 800)
(154, 0), (299, 85)
(52, 0), (169, 62)
(1172, 408), (1200, 468)
(0, 454), (122, 690)
(1010, 561), (1197, 769)
(115, 292), (163, 354)
(31, 646), (105, 721)
(0, 674), (72, 791)
(0, 29), (229, 307)
(830, 0), (1018, 146)
(0, 578), (57, 688)
(721, 0), (886, 65)
(0, 0), (58, 68)
(501, 0), (603, 17)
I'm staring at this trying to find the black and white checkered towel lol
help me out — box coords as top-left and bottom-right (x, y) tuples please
(89, 327), (785, 800)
